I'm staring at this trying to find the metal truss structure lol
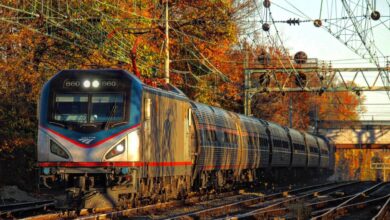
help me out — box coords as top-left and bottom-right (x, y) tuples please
(319, 0), (387, 64)
(244, 60), (390, 115)
(243, 1), (390, 115)
(318, 0), (390, 97)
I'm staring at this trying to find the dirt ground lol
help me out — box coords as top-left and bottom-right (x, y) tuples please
(0, 185), (38, 204)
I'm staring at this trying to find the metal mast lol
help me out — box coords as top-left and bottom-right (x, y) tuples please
(164, 0), (170, 84)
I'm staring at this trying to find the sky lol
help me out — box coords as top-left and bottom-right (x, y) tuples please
(251, 0), (390, 120)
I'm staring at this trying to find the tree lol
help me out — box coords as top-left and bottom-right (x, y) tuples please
(0, 0), (255, 187)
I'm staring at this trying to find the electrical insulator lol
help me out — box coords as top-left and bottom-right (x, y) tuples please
(262, 23), (270, 31)
(263, 0), (271, 8)
(371, 11), (380, 20)
(286, 18), (300, 26)
(355, 90), (361, 96)
(314, 19), (322, 27)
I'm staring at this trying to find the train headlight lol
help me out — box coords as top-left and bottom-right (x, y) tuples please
(116, 144), (124, 152)
(83, 80), (91, 88)
(106, 140), (126, 159)
(50, 140), (69, 159)
(92, 80), (100, 88)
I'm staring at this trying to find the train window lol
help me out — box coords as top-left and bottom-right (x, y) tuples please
(224, 132), (230, 143)
(260, 137), (269, 149)
(210, 130), (217, 143)
(310, 146), (319, 153)
(247, 135), (252, 146)
(53, 94), (88, 123)
(283, 141), (289, 149)
(273, 139), (280, 147)
(294, 143), (305, 151)
(202, 130), (208, 144)
(90, 94), (124, 122)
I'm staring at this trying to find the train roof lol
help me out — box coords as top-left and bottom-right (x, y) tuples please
(49, 69), (142, 82)
(143, 84), (189, 101)
(190, 102), (237, 129)
(47, 69), (189, 100)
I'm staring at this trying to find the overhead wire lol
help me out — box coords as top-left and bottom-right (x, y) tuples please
(2, 1), (390, 111)
(10, 0), (166, 71)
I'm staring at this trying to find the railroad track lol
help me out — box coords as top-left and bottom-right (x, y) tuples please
(0, 200), (56, 219)
(183, 181), (388, 220)
(166, 181), (354, 219)
(372, 196), (390, 220)
(22, 181), (327, 219)
(23, 191), (241, 220)
(20, 181), (390, 220)
(312, 181), (390, 220)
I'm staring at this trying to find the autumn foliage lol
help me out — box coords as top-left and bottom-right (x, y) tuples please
(0, 1), (361, 188)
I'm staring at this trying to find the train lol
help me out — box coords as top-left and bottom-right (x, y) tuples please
(37, 69), (335, 208)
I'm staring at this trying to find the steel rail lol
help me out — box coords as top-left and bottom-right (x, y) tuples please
(170, 182), (354, 220)
(0, 200), (56, 217)
(225, 181), (359, 219)
(246, 194), (356, 219)
(312, 182), (388, 220)
(372, 196), (390, 220)
(25, 191), (238, 220)
(311, 194), (390, 218)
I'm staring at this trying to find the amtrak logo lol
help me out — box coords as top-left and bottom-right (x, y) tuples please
(78, 137), (96, 144)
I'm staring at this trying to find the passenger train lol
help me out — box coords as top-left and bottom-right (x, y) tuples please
(37, 69), (335, 208)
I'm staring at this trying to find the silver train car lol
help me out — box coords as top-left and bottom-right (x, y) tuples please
(37, 69), (335, 208)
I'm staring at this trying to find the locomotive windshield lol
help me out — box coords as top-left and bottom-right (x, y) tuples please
(52, 93), (125, 126)
(54, 94), (88, 123)
(90, 94), (124, 123)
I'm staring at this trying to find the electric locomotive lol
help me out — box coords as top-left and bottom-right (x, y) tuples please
(37, 69), (334, 208)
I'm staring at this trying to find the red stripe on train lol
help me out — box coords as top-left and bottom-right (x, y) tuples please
(38, 161), (193, 167)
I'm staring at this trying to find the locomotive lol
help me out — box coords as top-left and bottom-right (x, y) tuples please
(37, 69), (335, 208)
